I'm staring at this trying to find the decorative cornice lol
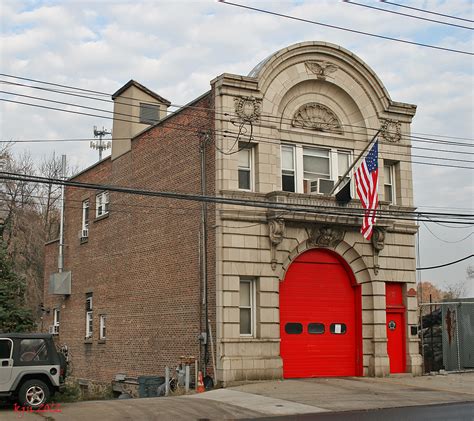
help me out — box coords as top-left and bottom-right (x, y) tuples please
(268, 218), (285, 270)
(371, 227), (386, 275)
(234, 96), (261, 123)
(308, 225), (345, 248)
(291, 103), (343, 134)
(380, 119), (402, 143)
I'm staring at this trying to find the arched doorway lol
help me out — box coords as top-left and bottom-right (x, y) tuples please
(280, 248), (362, 378)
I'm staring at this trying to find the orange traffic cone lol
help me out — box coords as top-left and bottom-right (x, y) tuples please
(197, 370), (205, 393)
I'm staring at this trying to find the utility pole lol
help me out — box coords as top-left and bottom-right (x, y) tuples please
(90, 126), (111, 161)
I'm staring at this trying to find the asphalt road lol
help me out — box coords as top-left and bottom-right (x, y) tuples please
(248, 402), (474, 421)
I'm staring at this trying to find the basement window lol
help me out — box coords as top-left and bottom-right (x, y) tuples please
(140, 103), (160, 125)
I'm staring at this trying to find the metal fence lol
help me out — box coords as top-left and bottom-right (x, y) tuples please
(419, 299), (474, 373)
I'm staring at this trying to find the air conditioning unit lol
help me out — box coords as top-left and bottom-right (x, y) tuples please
(303, 178), (335, 195)
(78, 228), (89, 239)
(48, 325), (59, 335)
(318, 178), (335, 195)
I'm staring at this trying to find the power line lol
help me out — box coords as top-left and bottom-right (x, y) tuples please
(1, 96), (472, 170)
(0, 90), (471, 163)
(3, 136), (474, 158)
(2, 74), (473, 144)
(381, 0), (474, 24)
(421, 221), (474, 243)
(1, 171), (473, 224)
(416, 254), (473, 271)
(217, 1), (474, 56)
(343, 0), (473, 30)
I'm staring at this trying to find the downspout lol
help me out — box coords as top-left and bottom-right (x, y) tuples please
(200, 132), (209, 374)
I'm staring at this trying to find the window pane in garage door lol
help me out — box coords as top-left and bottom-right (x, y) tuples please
(285, 323), (303, 334)
(308, 323), (325, 334)
(330, 323), (347, 334)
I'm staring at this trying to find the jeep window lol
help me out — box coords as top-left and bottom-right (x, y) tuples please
(19, 339), (48, 362)
(0, 339), (12, 359)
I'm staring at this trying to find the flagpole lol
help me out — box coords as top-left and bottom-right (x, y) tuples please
(329, 129), (381, 195)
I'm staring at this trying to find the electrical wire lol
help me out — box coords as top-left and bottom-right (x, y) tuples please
(343, 0), (473, 30)
(381, 0), (474, 24)
(424, 214), (474, 229)
(421, 221), (474, 243)
(1, 95), (472, 170)
(217, 1), (474, 56)
(416, 254), (473, 271)
(2, 75), (473, 145)
(1, 171), (473, 224)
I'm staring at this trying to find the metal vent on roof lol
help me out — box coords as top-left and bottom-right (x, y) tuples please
(140, 103), (160, 125)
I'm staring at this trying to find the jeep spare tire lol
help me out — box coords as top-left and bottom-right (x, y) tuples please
(18, 379), (50, 409)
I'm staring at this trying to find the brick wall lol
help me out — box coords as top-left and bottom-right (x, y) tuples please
(43, 92), (216, 384)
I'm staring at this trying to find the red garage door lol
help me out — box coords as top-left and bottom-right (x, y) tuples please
(280, 248), (362, 378)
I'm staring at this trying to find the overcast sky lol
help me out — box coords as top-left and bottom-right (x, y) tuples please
(1, 0), (473, 296)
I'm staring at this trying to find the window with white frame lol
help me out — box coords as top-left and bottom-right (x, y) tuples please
(239, 278), (256, 336)
(85, 293), (93, 339)
(53, 308), (60, 333)
(281, 145), (296, 192)
(282, 144), (352, 194)
(99, 315), (106, 340)
(96, 191), (109, 217)
(82, 199), (89, 238)
(384, 163), (396, 204)
(238, 146), (253, 191)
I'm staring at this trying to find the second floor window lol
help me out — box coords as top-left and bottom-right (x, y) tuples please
(82, 200), (89, 238)
(282, 144), (352, 195)
(384, 163), (396, 204)
(238, 147), (253, 190)
(281, 145), (296, 192)
(96, 191), (110, 217)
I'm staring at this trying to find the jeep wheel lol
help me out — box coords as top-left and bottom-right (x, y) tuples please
(18, 379), (50, 409)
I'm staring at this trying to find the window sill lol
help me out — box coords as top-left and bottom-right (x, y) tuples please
(80, 237), (89, 244)
(98, 339), (106, 344)
(84, 339), (93, 344)
(94, 213), (109, 223)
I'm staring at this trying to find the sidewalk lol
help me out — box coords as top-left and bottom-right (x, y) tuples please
(1, 372), (473, 420)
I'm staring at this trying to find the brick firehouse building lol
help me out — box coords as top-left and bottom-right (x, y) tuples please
(44, 42), (422, 388)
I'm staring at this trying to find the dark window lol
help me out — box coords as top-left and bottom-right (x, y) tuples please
(285, 323), (303, 334)
(282, 173), (295, 192)
(19, 339), (48, 362)
(330, 323), (347, 334)
(308, 323), (325, 334)
(0, 339), (12, 359)
(140, 103), (160, 124)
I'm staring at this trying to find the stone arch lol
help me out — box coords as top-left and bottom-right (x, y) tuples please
(250, 41), (392, 114)
(278, 238), (373, 294)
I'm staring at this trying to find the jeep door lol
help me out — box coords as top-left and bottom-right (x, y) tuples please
(0, 338), (14, 389)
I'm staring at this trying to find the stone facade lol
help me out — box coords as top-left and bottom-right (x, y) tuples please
(43, 41), (422, 388)
(212, 42), (421, 384)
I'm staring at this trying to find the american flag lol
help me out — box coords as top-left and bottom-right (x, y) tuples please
(355, 141), (379, 240)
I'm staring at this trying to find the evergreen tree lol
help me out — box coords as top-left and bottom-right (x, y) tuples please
(0, 235), (36, 332)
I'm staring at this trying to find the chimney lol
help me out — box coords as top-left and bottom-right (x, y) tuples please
(111, 80), (171, 160)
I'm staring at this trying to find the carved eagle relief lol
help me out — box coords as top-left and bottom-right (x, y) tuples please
(305, 61), (339, 80)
